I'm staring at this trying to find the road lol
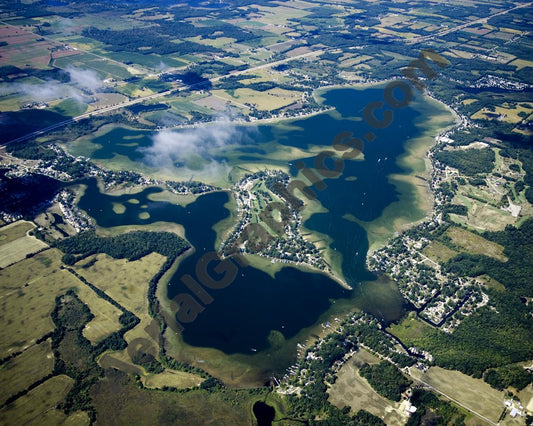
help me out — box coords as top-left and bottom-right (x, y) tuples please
(359, 342), (501, 425)
(1, 49), (323, 147)
(406, 2), (532, 44)
(408, 373), (499, 425)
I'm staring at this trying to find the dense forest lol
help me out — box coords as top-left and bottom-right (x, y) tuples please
(359, 361), (411, 402)
(483, 365), (532, 391)
(56, 230), (189, 265)
(82, 27), (223, 56)
(406, 389), (466, 426)
(434, 148), (495, 176)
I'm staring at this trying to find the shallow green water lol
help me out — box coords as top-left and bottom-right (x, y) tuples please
(76, 85), (453, 377)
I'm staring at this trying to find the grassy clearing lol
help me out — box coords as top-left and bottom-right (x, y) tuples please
(339, 55), (373, 68)
(99, 353), (143, 375)
(422, 241), (458, 264)
(26, 409), (90, 426)
(509, 58), (533, 70)
(0, 220), (34, 246)
(451, 198), (517, 231)
(142, 369), (205, 389)
(0, 340), (54, 406)
(446, 227), (508, 262)
(105, 51), (186, 69)
(462, 98), (478, 105)
(410, 366), (504, 423)
(387, 313), (435, 342)
(518, 384), (533, 416)
(476, 274), (506, 292)
(54, 53), (132, 80)
(471, 103), (532, 124)
(0, 235), (49, 268)
(50, 98), (88, 117)
(0, 375), (74, 425)
(328, 349), (408, 425)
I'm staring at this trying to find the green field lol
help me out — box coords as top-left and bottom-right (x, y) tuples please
(0, 235), (48, 268)
(50, 98), (88, 117)
(105, 51), (187, 69)
(422, 241), (458, 263)
(387, 313), (435, 342)
(54, 53), (133, 80)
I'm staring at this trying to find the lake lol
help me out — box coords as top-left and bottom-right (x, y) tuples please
(75, 84), (454, 381)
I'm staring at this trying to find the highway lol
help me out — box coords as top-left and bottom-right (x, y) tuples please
(1, 49), (323, 147)
(406, 2), (532, 45)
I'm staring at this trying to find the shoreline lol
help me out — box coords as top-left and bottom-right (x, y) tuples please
(363, 91), (461, 258)
(241, 252), (352, 290)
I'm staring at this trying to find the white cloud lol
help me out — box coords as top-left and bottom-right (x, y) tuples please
(65, 66), (102, 91)
(0, 66), (103, 105)
(0, 81), (70, 101)
(141, 116), (256, 172)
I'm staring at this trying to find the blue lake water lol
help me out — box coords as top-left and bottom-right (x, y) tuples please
(76, 85), (452, 374)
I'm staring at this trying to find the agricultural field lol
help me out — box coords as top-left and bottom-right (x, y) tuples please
(0, 245), (128, 362)
(76, 282), (123, 344)
(212, 87), (303, 111)
(73, 252), (167, 371)
(0, 220), (49, 268)
(0, 249), (85, 355)
(450, 200), (518, 231)
(0, 375), (75, 425)
(73, 252), (165, 318)
(53, 53), (133, 80)
(328, 348), (409, 426)
(0, 340), (54, 406)
(471, 103), (532, 124)
(0, 235), (48, 268)
(0, 220), (34, 245)
(0, 24), (57, 69)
